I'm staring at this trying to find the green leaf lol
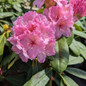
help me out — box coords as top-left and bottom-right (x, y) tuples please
(76, 41), (86, 59)
(68, 55), (84, 65)
(70, 39), (80, 56)
(73, 30), (86, 39)
(8, 57), (19, 69)
(0, 20), (9, 24)
(6, 74), (25, 86)
(66, 67), (86, 80)
(54, 74), (61, 86)
(60, 75), (78, 86)
(24, 69), (51, 86)
(50, 37), (69, 73)
(0, 12), (14, 18)
(59, 74), (70, 86)
(60, 80), (64, 86)
(0, 33), (6, 61)
(1, 52), (17, 66)
(0, 26), (3, 33)
(75, 20), (86, 30)
(36, 8), (44, 13)
(67, 32), (74, 45)
(74, 24), (82, 31)
(13, 4), (22, 12)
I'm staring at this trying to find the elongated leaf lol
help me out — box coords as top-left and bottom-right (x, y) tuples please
(0, 26), (4, 33)
(59, 74), (69, 86)
(66, 67), (86, 80)
(74, 24), (82, 31)
(75, 20), (86, 30)
(8, 57), (19, 69)
(13, 5), (22, 12)
(54, 74), (61, 86)
(68, 55), (84, 65)
(50, 37), (69, 73)
(60, 80), (64, 86)
(70, 39), (80, 56)
(73, 30), (86, 39)
(0, 12), (14, 18)
(76, 41), (86, 59)
(67, 32), (74, 45)
(1, 52), (17, 66)
(60, 75), (78, 86)
(24, 69), (51, 86)
(0, 33), (6, 61)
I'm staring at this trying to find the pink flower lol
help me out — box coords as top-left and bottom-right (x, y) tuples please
(8, 11), (56, 63)
(33, 0), (45, 9)
(70, 0), (86, 20)
(43, 3), (74, 39)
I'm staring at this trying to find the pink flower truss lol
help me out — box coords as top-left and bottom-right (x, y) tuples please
(43, 2), (74, 39)
(8, 11), (56, 63)
(70, 0), (86, 20)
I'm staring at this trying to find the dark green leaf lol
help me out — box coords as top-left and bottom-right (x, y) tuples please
(67, 32), (74, 45)
(66, 67), (86, 80)
(68, 55), (84, 65)
(61, 75), (78, 86)
(70, 39), (80, 56)
(59, 74), (69, 86)
(1, 52), (17, 66)
(73, 30), (86, 39)
(0, 12), (14, 18)
(76, 41), (86, 59)
(75, 20), (86, 30)
(50, 37), (69, 73)
(60, 80), (64, 86)
(0, 33), (6, 61)
(24, 69), (51, 86)
(13, 4), (22, 12)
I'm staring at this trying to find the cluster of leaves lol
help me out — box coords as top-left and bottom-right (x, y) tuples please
(0, 0), (86, 86)
(0, 0), (31, 33)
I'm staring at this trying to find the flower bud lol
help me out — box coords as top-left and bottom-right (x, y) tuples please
(3, 24), (9, 31)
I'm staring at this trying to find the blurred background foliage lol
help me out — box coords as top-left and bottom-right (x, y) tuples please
(0, 0), (86, 86)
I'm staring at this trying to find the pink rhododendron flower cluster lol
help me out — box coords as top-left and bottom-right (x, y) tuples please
(70, 0), (86, 21)
(43, 2), (74, 39)
(8, 11), (56, 63)
(8, 0), (86, 63)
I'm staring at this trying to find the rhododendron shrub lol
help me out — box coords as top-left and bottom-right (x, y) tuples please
(8, 11), (56, 63)
(1, 0), (86, 86)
